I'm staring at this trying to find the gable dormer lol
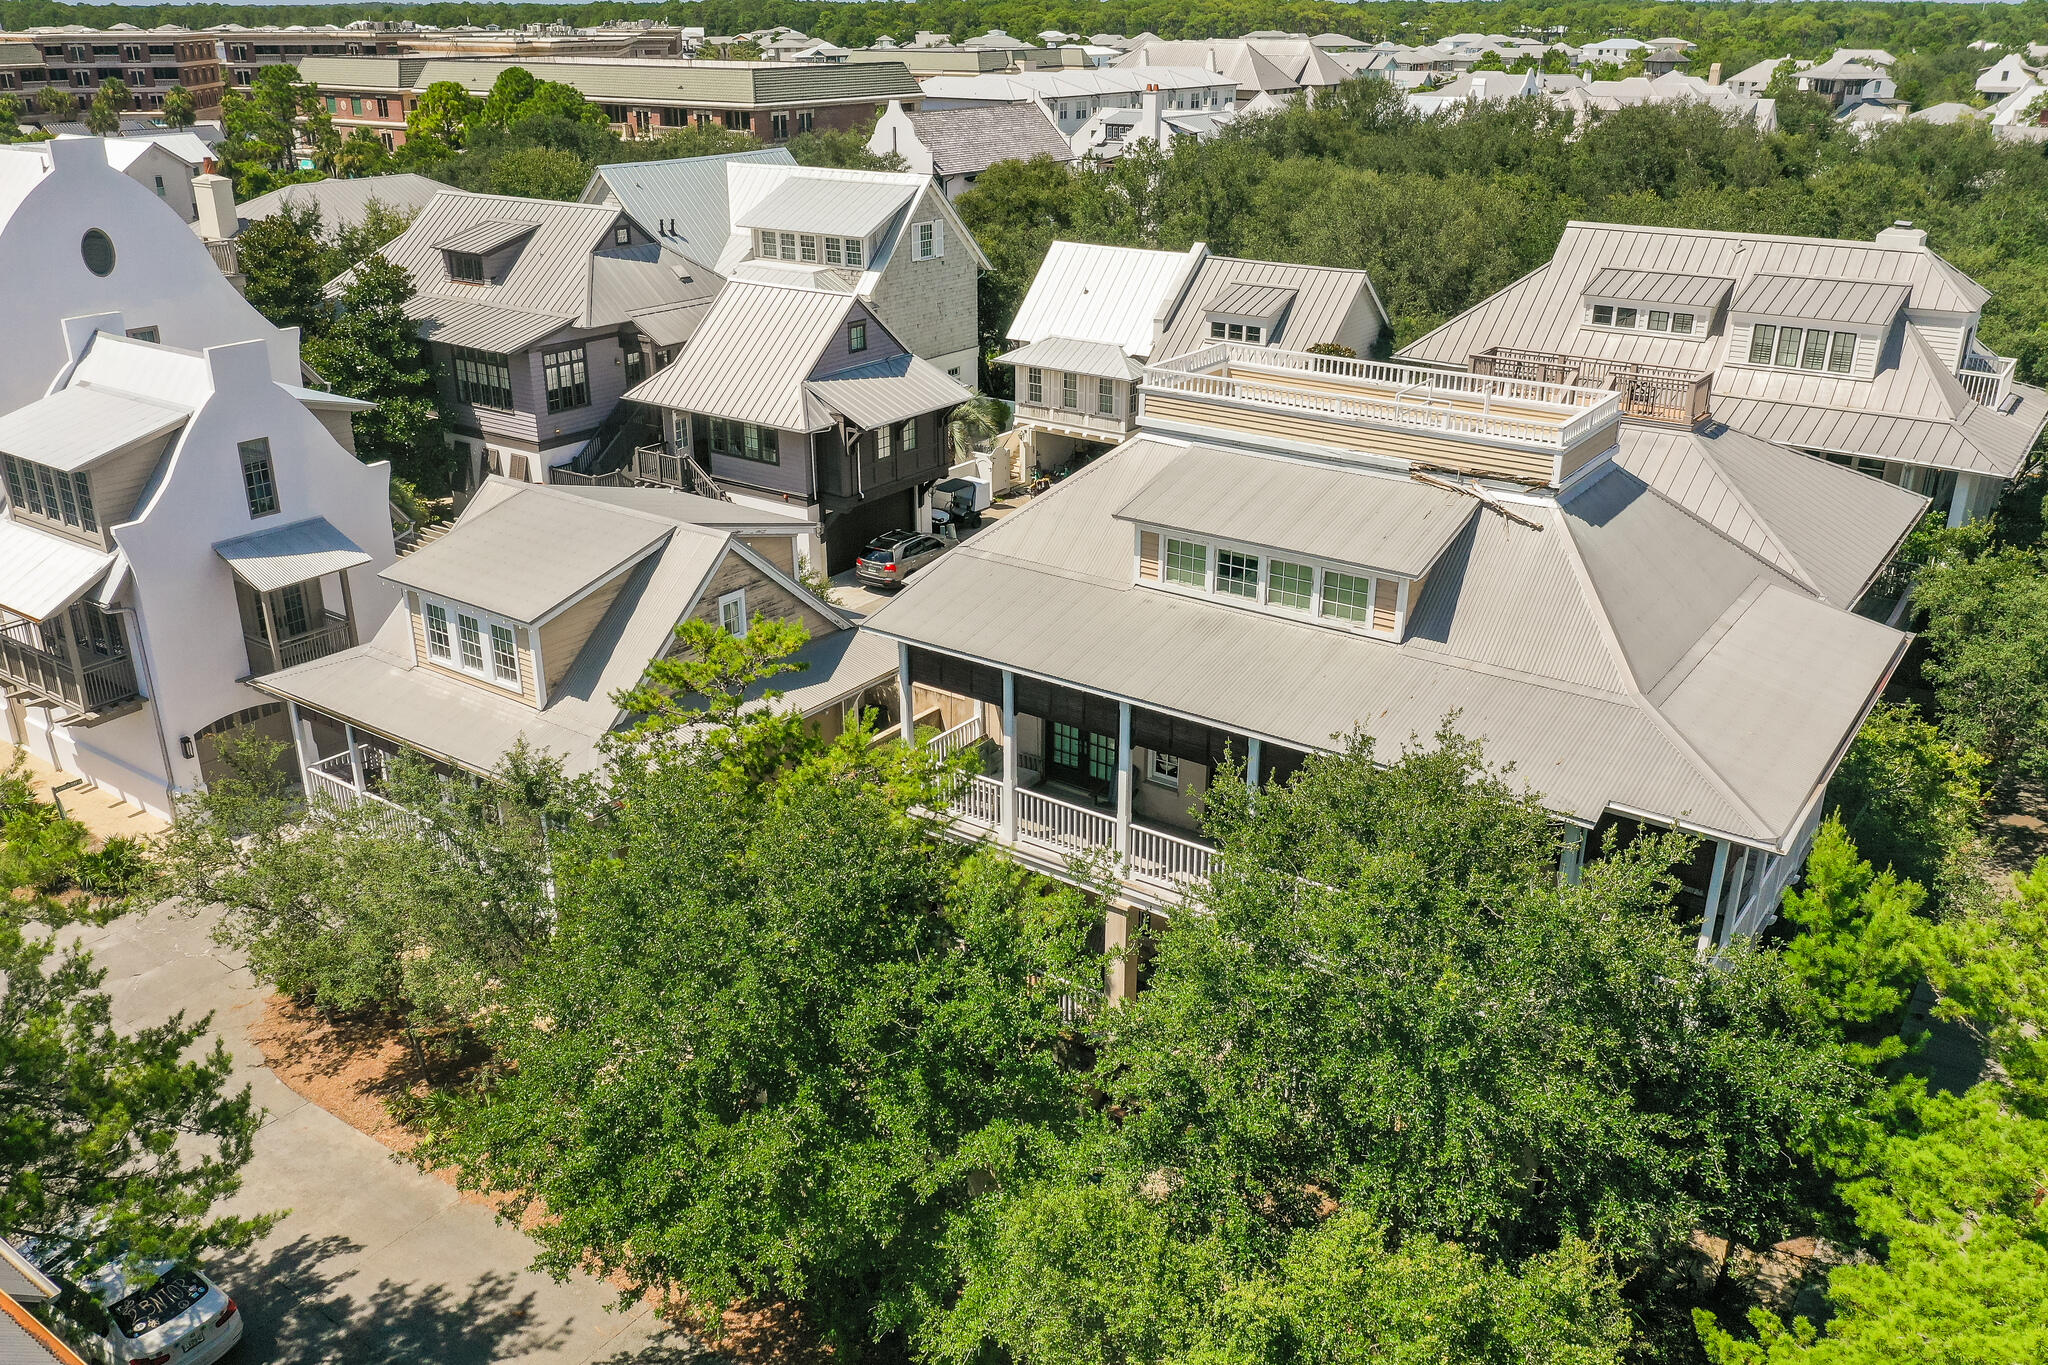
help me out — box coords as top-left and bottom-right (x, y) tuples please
(435, 219), (539, 285)
(1580, 267), (1730, 340)
(1202, 282), (1295, 347)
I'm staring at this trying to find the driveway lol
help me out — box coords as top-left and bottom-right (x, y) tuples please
(62, 901), (708, 1364)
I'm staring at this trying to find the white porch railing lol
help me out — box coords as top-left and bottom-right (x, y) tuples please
(928, 713), (985, 761)
(1958, 351), (2017, 409)
(1129, 823), (1214, 886)
(1017, 787), (1116, 855)
(303, 750), (419, 834)
(952, 773), (1002, 826)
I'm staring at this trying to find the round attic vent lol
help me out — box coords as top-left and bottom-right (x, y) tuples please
(81, 228), (116, 277)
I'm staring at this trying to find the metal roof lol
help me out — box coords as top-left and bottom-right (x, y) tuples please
(214, 517), (372, 594)
(627, 303), (708, 349)
(1205, 281), (1297, 319)
(407, 296), (571, 353)
(433, 219), (539, 256)
(1581, 266), (1734, 309)
(554, 483), (812, 530)
(995, 336), (1145, 380)
(0, 518), (114, 621)
(233, 173), (443, 236)
(0, 1243), (57, 1304)
(624, 280), (856, 431)
(583, 149), (796, 273)
(304, 55), (921, 107)
(805, 352), (973, 430)
(381, 482), (675, 624)
(1731, 273), (1911, 327)
(733, 174), (917, 240)
(0, 386), (187, 471)
(1154, 255), (1386, 360)
(1114, 445), (1479, 579)
(1008, 241), (1205, 357)
(588, 249), (714, 328)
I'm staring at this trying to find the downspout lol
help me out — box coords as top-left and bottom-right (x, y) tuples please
(110, 604), (179, 810)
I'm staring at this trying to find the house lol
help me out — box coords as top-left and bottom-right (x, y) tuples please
(336, 188), (717, 491)
(864, 316), (1922, 975)
(620, 280), (973, 572)
(1068, 90), (1236, 156)
(998, 241), (1385, 478)
(915, 68), (1238, 138)
(2, 1239), (89, 1365)
(255, 477), (899, 797)
(193, 172), (445, 286)
(1978, 51), (2043, 97)
(1795, 52), (1897, 110)
(867, 100), (1076, 199)
(1395, 220), (2046, 523)
(1112, 36), (1353, 100)
(583, 155), (987, 382)
(48, 136), (198, 224)
(0, 300), (395, 819)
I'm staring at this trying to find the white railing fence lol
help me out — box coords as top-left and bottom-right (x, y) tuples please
(951, 774), (1002, 826)
(302, 749), (420, 836)
(1958, 351), (2017, 410)
(1017, 788), (1116, 854)
(928, 712), (985, 762)
(1128, 824), (1214, 886)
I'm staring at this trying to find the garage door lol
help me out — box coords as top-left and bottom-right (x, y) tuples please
(824, 489), (918, 574)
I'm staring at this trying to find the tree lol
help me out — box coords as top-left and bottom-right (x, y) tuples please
(36, 87), (76, 124)
(159, 84), (196, 130)
(471, 66), (538, 135)
(219, 64), (328, 194)
(1092, 726), (1865, 1265)
(333, 126), (392, 178)
(324, 197), (418, 280)
(410, 696), (1094, 1355)
(304, 254), (451, 491)
(788, 126), (906, 171)
(1912, 544), (2048, 787)
(483, 144), (592, 200)
(1825, 701), (1986, 908)
(609, 122), (761, 162)
(83, 78), (128, 137)
(1778, 819), (1931, 1062)
(235, 203), (330, 339)
(509, 80), (606, 131)
(0, 913), (271, 1271)
(0, 92), (21, 138)
(405, 79), (479, 154)
(1926, 859), (2048, 1112)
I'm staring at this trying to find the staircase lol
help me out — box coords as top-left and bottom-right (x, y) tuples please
(399, 521), (452, 557)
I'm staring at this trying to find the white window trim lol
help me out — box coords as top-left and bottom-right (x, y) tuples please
(1146, 750), (1180, 788)
(718, 588), (747, 636)
(913, 219), (943, 260)
(1207, 316), (1269, 345)
(1137, 523), (1410, 640)
(420, 593), (523, 692)
(1587, 300), (1699, 336)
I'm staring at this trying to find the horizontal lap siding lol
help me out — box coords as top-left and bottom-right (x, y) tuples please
(538, 573), (632, 690)
(687, 550), (836, 639)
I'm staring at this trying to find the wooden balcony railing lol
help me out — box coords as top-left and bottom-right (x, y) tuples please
(632, 443), (731, 501)
(0, 615), (140, 717)
(1468, 347), (1712, 426)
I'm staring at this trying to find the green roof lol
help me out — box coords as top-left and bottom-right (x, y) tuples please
(301, 54), (918, 107)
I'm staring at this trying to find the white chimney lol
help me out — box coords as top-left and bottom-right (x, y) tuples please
(1875, 219), (1927, 249)
(194, 172), (237, 242)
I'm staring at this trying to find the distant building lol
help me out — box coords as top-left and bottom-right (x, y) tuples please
(869, 99), (1075, 199)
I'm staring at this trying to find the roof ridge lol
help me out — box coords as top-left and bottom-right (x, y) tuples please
(1662, 431), (1822, 596)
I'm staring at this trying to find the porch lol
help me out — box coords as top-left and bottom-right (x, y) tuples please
(0, 605), (142, 722)
(290, 706), (422, 835)
(1467, 346), (1712, 426)
(215, 517), (372, 679)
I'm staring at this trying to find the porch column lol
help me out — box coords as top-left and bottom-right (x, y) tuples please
(1723, 847), (1754, 943)
(1246, 737), (1261, 789)
(286, 700), (312, 789)
(1000, 669), (1019, 843)
(257, 590), (283, 674)
(1695, 839), (1730, 957)
(1558, 825), (1587, 886)
(336, 569), (359, 647)
(1114, 700), (1132, 859)
(1104, 905), (1135, 1003)
(895, 642), (915, 744)
(342, 722), (366, 795)
(1946, 472), (1976, 529)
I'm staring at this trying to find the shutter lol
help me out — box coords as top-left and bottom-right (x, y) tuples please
(1138, 530), (1160, 580)
(508, 452), (531, 483)
(932, 219), (944, 258)
(1373, 578), (1399, 632)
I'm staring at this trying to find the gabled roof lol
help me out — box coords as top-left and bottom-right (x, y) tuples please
(1007, 241), (1205, 357)
(899, 102), (1076, 176)
(1582, 266), (1733, 309)
(866, 432), (1910, 851)
(803, 351), (973, 430)
(622, 280), (856, 430)
(1153, 254), (1386, 359)
(0, 384), (187, 470)
(582, 148), (796, 271)
(995, 336), (1145, 380)
(434, 218), (539, 255)
(232, 173), (443, 237)
(735, 174), (919, 240)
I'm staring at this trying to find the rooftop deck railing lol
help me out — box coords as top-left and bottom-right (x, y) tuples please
(1959, 349), (2017, 410)
(1144, 343), (1621, 451)
(1468, 347), (1712, 426)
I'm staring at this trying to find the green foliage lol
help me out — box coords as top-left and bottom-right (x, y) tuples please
(324, 196), (417, 280)
(479, 143), (591, 200)
(158, 84), (195, 130)
(788, 125), (905, 171)
(1912, 543), (2048, 785)
(236, 202), (330, 336)
(617, 613), (815, 737)
(219, 64), (330, 195)
(405, 79), (479, 154)
(83, 77), (128, 136)
(305, 253), (451, 490)
(1778, 818), (1931, 1060)
(1825, 701), (1986, 907)
(606, 122), (762, 162)
(35, 87), (76, 124)
(0, 914), (271, 1271)
(1926, 860), (2048, 1114)
(947, 390), (1008, 461)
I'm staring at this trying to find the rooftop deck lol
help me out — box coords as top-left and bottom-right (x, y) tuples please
(1139, 344), (1623, 487)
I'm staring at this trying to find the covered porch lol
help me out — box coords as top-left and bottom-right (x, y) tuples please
(215, 517), (372, 679)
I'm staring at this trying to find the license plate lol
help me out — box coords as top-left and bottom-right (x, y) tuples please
(178, 1328), (208, 1353)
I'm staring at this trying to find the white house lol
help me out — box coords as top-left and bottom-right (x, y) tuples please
(0, 138), (397, 815)
(55, 136), (198, 225)
(1976, 51), (2041, 97)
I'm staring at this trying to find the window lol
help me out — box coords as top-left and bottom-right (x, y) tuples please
(875, 425), (892, 464)
(457, 612), (485, 672)
(450, 348), (512, 409)
(719, 589), (746, 635)
(542, 346), (589, 414)
(1051, 720), (1081, 771)
(152, 174), (165, 197)
(125, 326), (158, 343)
(1748, 324), (1776, 364)
(614, 225), (631, 246)
(1147, 751), (1180, 787)
(1211, 320), (1227, 339)
(899, 419), (917, 453)
(239, 438), (278, 518)
(1614, 306), (1638, 329)
(3, 455), (97, 533)
(1097, 377), (1116, 415)
(848, 321), (867, 353)
(843, 236), (863, 268)
(914, 221), (941, 260)
(800, 234), (818, 262)
(706, 417), (778, 464)
(1320, 570), (1375, 624)
(1828, 331), (1857, 374)
(771, 111), (789, 139)
(1269, 560), (1313, 610)
(1087, 731), (1116, 781)
(1164, 537), (1207, 587)
(80, 229), (114, 277)
(778, 231), (798, 261)
(1026, 368), (1043, 404)
(424, 601), (451, 660)
(490, 623), (518, 684)
(1647, 310), (1670, 332)
(797, 111), (813, 134)
(1671, 312), (1695, 335)
(1244, 324), (1263, 344)
(447, 251), (484, 283)
(824, 237), (842, 265)
(1800, 329), (1830, 370)
(1062, 372), (1078, 408)
(722, 109), (746, 130)
(1216, 548), (1259, 599)
(1774, 326), (1803, 368)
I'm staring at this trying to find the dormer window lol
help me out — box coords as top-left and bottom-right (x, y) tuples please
(1591, 303), (1696, 335)
(1747, 323), (1857, 374)
(1209, 320), (1264, 345)
(448, 252), (485, 283)
(1138, 525), (1412, 640)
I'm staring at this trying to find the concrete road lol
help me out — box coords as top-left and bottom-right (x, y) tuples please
(63, 901), (709, 1364)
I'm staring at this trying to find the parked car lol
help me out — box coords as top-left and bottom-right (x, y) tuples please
(15, 1237), (243, 1365)
(856, 530), (950, 588)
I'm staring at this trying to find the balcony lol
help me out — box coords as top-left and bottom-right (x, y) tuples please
(626, 442), (731, 501)
(1467, 347), (1712, 426)
(1141, 344), (1622, 487)
(244, 611), (353, 678)
(1959, 349), (2018, 410)
(0, 612), (141, 722)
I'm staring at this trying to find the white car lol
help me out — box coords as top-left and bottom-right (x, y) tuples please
(16, 1241), (242, 1365)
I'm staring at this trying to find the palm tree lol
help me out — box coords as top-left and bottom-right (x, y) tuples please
(84, 77), (129, 136)
(160, 85), (197, 130)
(947, 391), (1009, 463)
(37, 88), (78, 124)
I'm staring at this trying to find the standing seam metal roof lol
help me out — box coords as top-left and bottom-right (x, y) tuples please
(1154, 255), (1386, 360)
(734, 175), (919, 239)
(0, 386), (188, 471)
(1581, 266), (1734, 309)
(1206, 281), (1298, 318)
(622, 280), (856, 431)
(1731, 274), (1911, 327)
(1007, 241), (1203, 357)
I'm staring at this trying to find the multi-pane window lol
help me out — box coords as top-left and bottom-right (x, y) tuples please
(239, 438), (278, 517)
(424, 602), (451, 660)
(3, 455), (97, 533)
(447, 251), (484, 283)
(719, 589), (746, 636)
(1062, 372), (1079, 408)
(1827, 331), (1857, 373)
(542, 346), (589, 413)
(1026, 367), (1044, 404)
(1320, 570), (1375, 623)
(1051, 721), (1081, 771)
(1216, 549), (1259, 599)
(1097, 377), (1116, 415)
(779, 231), (798, 260)
(1209, 320), (1264, 343)
(914, 221), (940, 259)
(898, 419), (917, 453)
(706, 417), (778, 464)
(1164, 537), (1207, 587)
(489, 623), (518, 684)
(450, 348), (512, 409)
(1748, 322), (1854, 373)
(848, 321), (867, 353)
(457, 612), (485, 672)
(1594, 303), (1696, 334)
(1269, 560), (1314, 610)
(800, 234), (818, 262)
(423, 595), (521, 690)
(771, 111), (789, 139)
(824, 236), (842, 265)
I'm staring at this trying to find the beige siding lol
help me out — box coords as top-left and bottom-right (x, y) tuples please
(1372, 577), (1399, 632)
(686, 549), (837, 640)
(87, 434), (176, 533)
(1141, 394), (1560, 485)
(1138, 529), (1160, 581)
(407, 593), (540, 707)
(538, 573), (631, 690)
(744, 532), (798, 577)
(1558, 432), (1618, 483)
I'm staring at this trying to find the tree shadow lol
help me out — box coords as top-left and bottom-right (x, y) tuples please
(207, 1232), (580, 1363)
